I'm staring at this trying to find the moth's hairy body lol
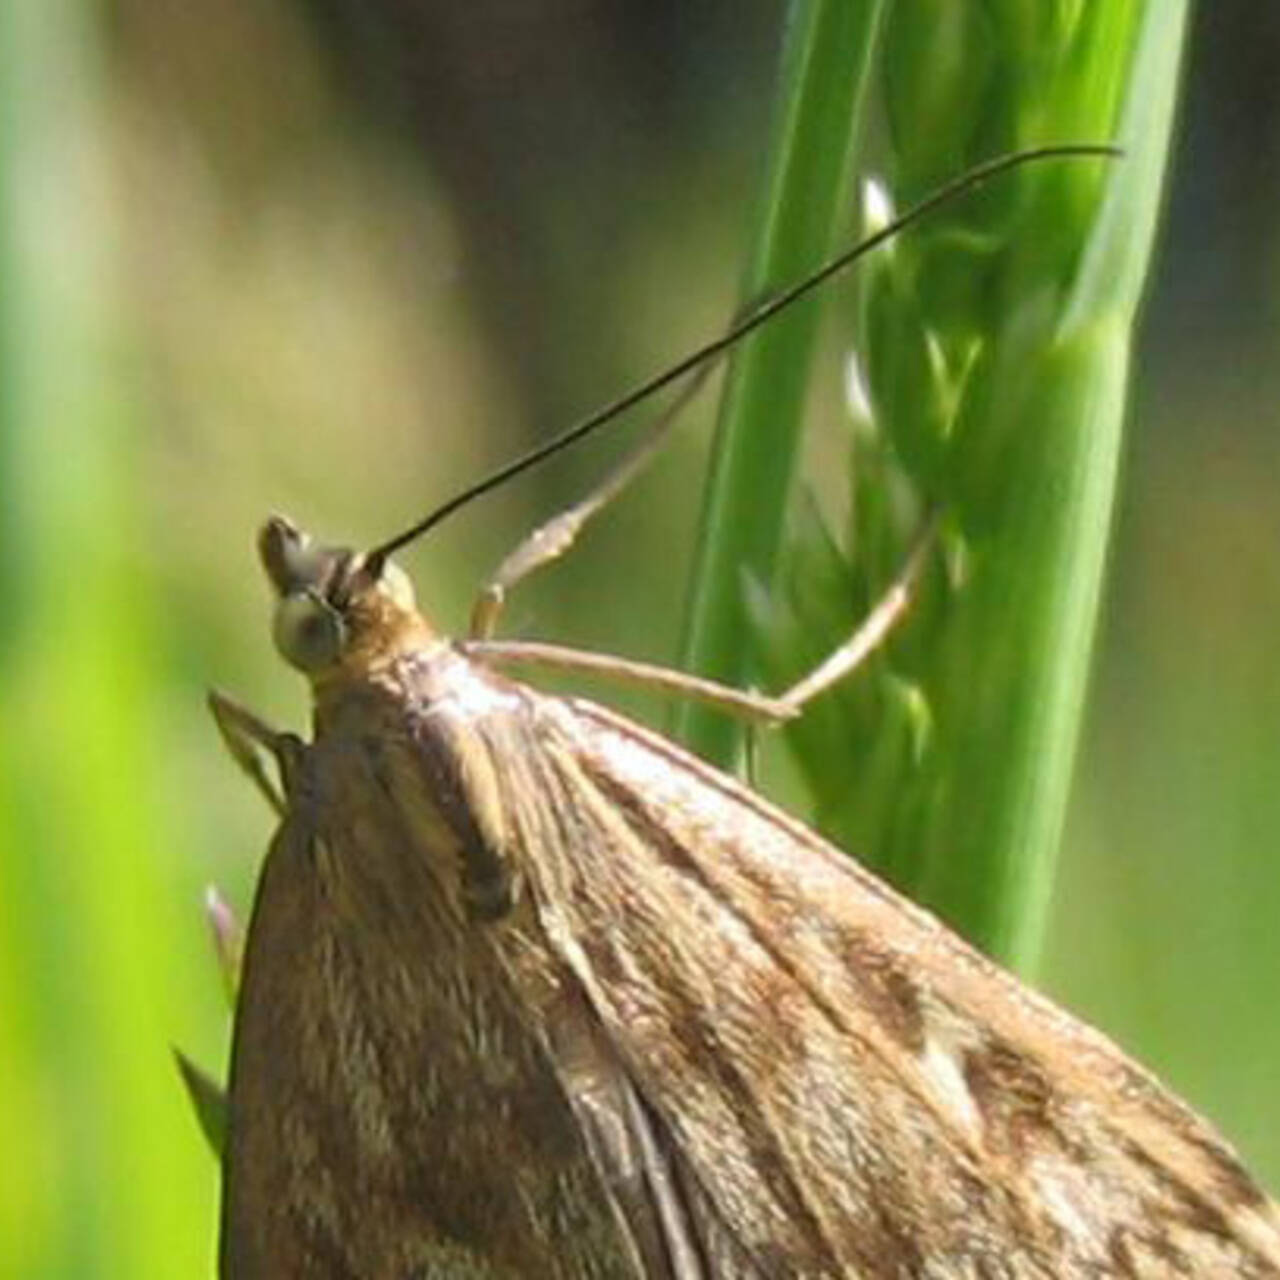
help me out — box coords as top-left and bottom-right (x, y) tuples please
(220, 526), (1280, 1278)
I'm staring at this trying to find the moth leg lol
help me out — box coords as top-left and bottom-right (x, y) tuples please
(465, 515), (936, 724)
(469, 362), (717, 640)
(462, 637), (798, 720)
(207, 690), (301, 817)
(768, 511), (937, 716)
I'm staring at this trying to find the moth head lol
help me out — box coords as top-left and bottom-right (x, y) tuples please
(258, 515), (422, 676)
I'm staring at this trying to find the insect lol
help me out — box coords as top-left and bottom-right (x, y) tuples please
(209, 148), (1280, 1277)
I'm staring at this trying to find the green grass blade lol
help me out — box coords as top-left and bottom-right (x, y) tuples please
(673, 0), (886, 765)
(750, 2), (1188, 970)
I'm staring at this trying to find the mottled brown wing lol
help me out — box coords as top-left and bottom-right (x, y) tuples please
(220, 799), (336, 1278)
(382, 659), (750, 1279)
(528, 979), (757, 1279)
(468, 685), (1280, 1279)
(220, 712), (647, 1279)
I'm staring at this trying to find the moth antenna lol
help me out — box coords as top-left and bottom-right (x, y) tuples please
(366, 141), (1121, 575)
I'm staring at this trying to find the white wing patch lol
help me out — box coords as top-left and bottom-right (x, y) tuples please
(916, 1005), (983, 1144)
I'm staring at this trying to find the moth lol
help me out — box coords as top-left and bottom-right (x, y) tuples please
(211, 150), (1280, 1277)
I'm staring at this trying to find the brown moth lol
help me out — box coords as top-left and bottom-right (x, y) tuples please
(218, 515), (1280, 1278)
(212, 151), (1280, 1277)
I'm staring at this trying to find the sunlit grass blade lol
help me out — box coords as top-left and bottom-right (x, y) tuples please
(673, 0), (887, 764)
(706, 4), (1188, 971)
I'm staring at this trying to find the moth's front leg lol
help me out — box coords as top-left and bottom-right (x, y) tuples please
(208, 690), (306, 816)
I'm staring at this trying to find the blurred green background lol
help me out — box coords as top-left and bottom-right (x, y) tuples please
(1, 2), (1277, 1275)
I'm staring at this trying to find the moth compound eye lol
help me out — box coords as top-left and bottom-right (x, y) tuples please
(272, 590), (347, 673)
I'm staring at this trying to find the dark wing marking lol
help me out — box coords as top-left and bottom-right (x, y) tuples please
(465, 686), (1280, 1279)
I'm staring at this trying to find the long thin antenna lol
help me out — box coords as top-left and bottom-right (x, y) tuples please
(367, 142), (1119, 571)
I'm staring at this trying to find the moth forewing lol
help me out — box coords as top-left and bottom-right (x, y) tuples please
(221, 648), (647, 1275)
(500, 692), (1280, 1275)
(219, 519), (1280, 1277)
